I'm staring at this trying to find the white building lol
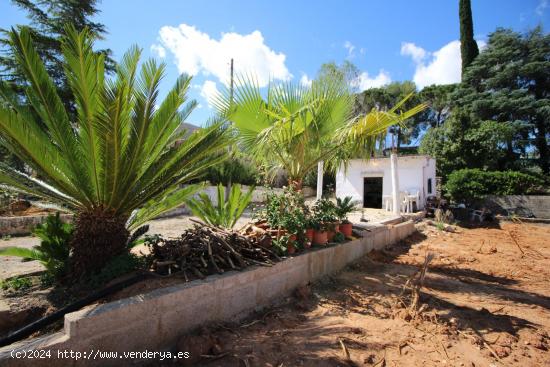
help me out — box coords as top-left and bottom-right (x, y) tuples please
(335, 155), (436, 210)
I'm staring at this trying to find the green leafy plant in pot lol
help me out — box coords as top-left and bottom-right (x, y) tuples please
(263, 187), (307, 246)
(309, 215), (327, 245)
(336, 196), (356, 237)
(272, 234), (296, 255)
(312, 198), (338, 241)
(304, 207), (315, 245)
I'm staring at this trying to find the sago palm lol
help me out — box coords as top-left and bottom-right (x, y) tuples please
(0, 27), (229, 276)
(186, 183), (254, 229)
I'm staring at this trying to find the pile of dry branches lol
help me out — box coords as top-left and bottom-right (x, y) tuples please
(146, 223), (281, 280)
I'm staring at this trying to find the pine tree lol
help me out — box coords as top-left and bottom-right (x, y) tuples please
(459, 0), (479, 74)
(0, 0), (114, 114)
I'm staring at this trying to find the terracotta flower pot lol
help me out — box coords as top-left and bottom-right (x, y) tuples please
(313, 230), (328, 245)
(287, 242), (296, 254)
(305, 228), (314, 242)
(340, 222), (353, 237)
(256, 221), (269, 230)
(327, 230), (335, 241)
(287, 235), (297, 254)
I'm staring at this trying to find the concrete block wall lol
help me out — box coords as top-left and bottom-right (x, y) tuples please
(484, 195), (550, 219)
(0, 214), (72, 236)
(0, 221), (416, 367)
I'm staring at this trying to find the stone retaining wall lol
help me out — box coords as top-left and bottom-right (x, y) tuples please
(0, 214), (73, 236)
(0, 221), (415, 367)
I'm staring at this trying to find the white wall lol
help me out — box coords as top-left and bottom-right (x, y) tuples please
(336, 155), (436, 210)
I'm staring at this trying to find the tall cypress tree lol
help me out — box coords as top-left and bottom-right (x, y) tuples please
(459, 0), (479, 74)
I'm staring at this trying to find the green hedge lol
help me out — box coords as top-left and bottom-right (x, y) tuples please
(444, 169), (544, 203)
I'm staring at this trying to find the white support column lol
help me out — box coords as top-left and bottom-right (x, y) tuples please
(316, 161), (324, 200)
(390, 153), (400, 215)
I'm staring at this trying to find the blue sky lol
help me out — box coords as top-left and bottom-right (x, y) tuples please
(1, 0), (548, 126)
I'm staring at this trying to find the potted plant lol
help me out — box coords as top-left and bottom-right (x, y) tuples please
(286, 235), (297, 254)
(310, 216), (328, 245)
(272, 234), (296, 255)
(304, 207), (315, 243)
(312, 199), (338, 241)
(262, 187), (308, 249)
(336, 196), (356, 237)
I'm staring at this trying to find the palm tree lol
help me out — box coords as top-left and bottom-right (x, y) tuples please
(214, 77), (425, 188)
(213, 77), (354, 188)
(333, 92), (428, 167)
(0, 27), (229, 276)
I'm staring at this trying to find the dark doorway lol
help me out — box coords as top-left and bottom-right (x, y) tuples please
(363, 177), (383, 208)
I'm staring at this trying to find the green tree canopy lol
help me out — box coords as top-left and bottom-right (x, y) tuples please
(0, 0), (115, 114)
(421, 27), (550, 177)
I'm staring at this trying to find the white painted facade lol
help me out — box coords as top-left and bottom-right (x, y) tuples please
(336, 155), (436, 210)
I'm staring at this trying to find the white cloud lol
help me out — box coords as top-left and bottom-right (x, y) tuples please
(300, 73), (312, 87)
(401, 40), (485, 89)
(200, 80), (219, 108)
(153, 24), (291, 87)
(536, 0), (548, 15)
(150, 44), (166, 58)
(353, 70), (391, 90)
(344, 41), (355, 58)
(400, 42), (427, 63)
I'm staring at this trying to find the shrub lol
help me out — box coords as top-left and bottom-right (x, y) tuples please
(312, 198), (338, 230)
(0, 213), (72, 280)
(444, 169), (544, 204)
(0, 276), (32, 292)
(261, 187), (307, 235)
(186, 184), (254, 228)
(205, 156), (260, 186)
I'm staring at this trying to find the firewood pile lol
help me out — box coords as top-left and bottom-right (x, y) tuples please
(146, 222), (281, 279)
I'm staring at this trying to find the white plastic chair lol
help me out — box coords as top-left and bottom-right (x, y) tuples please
(400, 192), (409, 213)
(406, 189), (420, 212)
(383, 195), (392, 211)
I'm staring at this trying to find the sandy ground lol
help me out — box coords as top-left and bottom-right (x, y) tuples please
(165, 221), (550, 367)
(0, 208), (397, 279)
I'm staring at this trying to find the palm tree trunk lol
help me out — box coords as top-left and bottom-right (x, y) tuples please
(69, 209), (129, 278)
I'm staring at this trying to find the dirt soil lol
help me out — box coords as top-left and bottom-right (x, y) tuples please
(167, 221), (550, 367)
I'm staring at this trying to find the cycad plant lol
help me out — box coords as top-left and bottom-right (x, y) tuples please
(335, 196), (356, 223)
(186, 184), (254, 228)
(0, 27), (229, 276)
(0, 212), (72, 279)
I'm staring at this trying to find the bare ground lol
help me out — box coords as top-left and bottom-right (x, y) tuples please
(171, 221), (550, 367)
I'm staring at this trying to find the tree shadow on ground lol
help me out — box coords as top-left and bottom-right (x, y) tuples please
(320, 257), (538, 336)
